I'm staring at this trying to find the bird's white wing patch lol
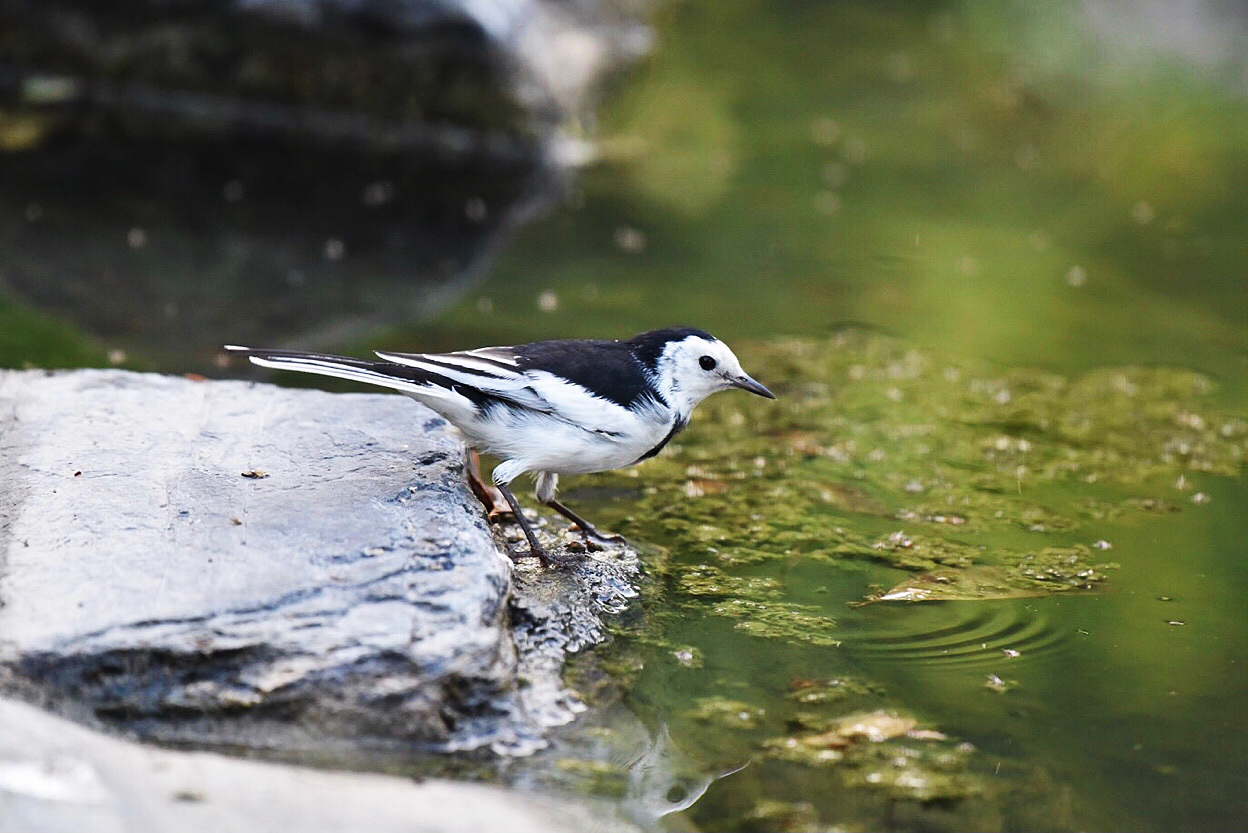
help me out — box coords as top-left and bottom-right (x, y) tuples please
(378, 346), (518, 366)
(522, 370), (657, 437)
(465, 346), (520, 366)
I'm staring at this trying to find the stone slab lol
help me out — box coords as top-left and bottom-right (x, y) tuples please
(0, 369), (636, 756)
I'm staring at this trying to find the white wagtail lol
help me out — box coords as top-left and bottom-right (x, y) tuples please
(225, 327), (774, 566)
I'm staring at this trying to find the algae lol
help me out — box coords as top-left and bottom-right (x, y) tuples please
(708, 598), (840, 646)
(686, 697), (766, 730)
(590, 329), (1243, 623)
(764, 706), (984, 800)
(0, 291), (110, 370)
(785, 676), (881, 706)
(741, 800), (820, 833)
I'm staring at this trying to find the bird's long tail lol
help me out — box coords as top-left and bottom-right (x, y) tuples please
(224, 345), (446, 399)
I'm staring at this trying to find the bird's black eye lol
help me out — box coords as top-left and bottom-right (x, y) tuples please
(699, 355), (717, 371)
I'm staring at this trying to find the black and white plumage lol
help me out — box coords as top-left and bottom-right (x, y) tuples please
(225, 327), (774, 566)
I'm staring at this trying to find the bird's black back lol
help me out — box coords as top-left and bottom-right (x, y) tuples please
(513, 338), (653, 409)
(512, 327), (712, 409)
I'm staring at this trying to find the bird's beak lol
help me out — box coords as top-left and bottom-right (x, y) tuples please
(731, 373), (776, 399)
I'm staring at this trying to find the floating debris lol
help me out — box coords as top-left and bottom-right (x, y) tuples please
(834, 710), (917, 742)
(787, 677), (879, 705)
(860, 556), (1114, 605)
(671, 646), (702, 667)
(984, 674), (1016, 693)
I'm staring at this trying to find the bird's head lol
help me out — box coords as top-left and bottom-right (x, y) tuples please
(630, 328), (775, 414)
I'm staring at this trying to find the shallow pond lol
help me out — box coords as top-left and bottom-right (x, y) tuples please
(489, 328), (1244, 832)
(417, 3), (1246, 830)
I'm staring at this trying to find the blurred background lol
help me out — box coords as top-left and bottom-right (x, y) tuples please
(2, 0), (1243, 398)
(2, 2), (1244, 831)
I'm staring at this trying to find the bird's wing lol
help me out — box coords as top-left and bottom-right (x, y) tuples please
(518, 369), (661, 437)
(373, 348), (554, 413)
(228, 344), (664, 438)
(380, 346), (663, 437)
(375, 348), (525, 388)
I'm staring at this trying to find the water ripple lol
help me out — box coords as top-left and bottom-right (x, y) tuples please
(840, 602), (1067, 668)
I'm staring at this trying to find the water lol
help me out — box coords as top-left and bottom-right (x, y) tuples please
(544, 355), (1245, 830)
(5, 1), (1245, 830)
(423, 2), (1245, 401)
(428, 3), (1245, 829)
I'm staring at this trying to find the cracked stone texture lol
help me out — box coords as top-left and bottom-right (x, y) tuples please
(0, 368), (639, 758)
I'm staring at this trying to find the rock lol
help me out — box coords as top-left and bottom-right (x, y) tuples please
(0, 696), (641, 833)
(510, 547), (640, 730)
(0, 368), (640, 760)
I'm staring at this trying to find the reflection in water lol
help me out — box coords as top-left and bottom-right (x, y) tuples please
(1, 139), (547, 370)
(623, 722), (746, 828)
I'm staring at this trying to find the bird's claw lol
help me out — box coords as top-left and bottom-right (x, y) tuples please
(572, 524), (625, 544)
(507, 543), (585, 568)
(541, 548), (588, 568)
(486, 507), (516, 523)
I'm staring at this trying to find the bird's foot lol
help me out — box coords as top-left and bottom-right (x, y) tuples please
(545, 499), (626, 546)
(506, 541), (586, 568)
(486, 506), (516, 524)
(569, 523), (626, 545)
(493, 482), (585, 568)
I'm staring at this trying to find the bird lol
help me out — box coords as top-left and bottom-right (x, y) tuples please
(224, 327), (775, 566)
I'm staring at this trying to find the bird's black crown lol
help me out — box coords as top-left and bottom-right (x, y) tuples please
(626, 327), (715, 371)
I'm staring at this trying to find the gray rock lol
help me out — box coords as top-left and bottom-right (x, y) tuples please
(0, 368), (640, 759)
(0, 695), (641, 833)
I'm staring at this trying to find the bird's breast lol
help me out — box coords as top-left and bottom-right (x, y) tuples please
(461, 400), (683, 475)
(633, 413), (688, 464)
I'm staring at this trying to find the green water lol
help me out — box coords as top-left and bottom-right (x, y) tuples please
(533, 331), (1245, 832)
(413, 2), (1245, 830)
(412, 1), (1246, 406)
(5, 1), (1245, 830)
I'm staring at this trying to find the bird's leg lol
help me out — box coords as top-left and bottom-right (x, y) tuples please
(494, 482), (584, 568)
(544, 499), (626, 544)
(464, 449), (511, 521)
(533, 471), (625, 545)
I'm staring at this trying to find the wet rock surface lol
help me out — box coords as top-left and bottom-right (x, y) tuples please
(0, 368), (640, 760)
